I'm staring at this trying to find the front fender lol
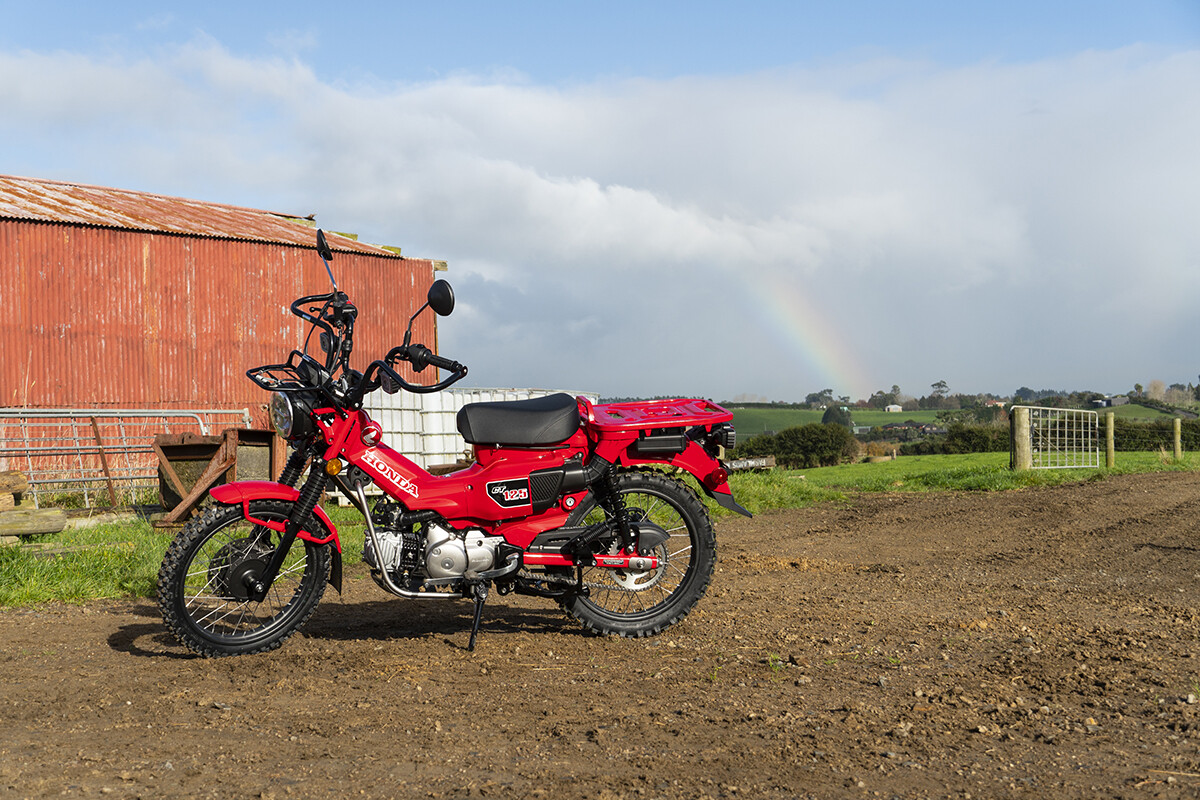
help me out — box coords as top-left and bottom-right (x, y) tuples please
(209, 481), (343, 593)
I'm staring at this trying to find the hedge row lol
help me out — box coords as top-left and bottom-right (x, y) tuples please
(735, 423), (858, 469)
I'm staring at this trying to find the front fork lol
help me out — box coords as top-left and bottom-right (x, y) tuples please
(248, 452), (329, 602)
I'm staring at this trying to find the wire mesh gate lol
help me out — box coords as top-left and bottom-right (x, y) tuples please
(1011, 405), (1100, 470)
(0, 408), (251, 508)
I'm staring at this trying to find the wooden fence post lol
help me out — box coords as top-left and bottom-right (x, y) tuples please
(1106, 412), (1115, 468)
(1174, 418), (1182, 461)
(1012, 406), (1032, 471)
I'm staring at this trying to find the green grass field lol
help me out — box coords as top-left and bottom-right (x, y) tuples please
(1106, 403), (1177, 419)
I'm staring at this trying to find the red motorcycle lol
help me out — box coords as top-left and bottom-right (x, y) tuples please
(157, 230), (749, 656)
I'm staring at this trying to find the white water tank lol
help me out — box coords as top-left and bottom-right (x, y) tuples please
(361, 387), (598, 469)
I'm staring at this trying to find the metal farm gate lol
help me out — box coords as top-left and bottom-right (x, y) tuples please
(0, 407), (251, 508)
(1011, 405), (1100, 470)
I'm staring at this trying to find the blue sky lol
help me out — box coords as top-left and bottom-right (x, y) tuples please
(5, 2), (1197, 80)
(3, 2), (1200, 401)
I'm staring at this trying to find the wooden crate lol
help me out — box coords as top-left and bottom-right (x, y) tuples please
(153, 429), (285, 525)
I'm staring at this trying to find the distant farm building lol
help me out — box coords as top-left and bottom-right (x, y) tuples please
(885, 404), (903, 413)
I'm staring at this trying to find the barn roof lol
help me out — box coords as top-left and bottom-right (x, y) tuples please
(0, 174), (401, 257)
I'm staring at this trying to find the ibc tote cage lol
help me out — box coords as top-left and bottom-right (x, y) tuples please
(362, 387), (599, 470)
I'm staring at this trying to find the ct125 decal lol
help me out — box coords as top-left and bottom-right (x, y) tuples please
(487, 479), (531, 509)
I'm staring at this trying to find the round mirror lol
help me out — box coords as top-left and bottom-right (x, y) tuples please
(427, 280), (455, 316)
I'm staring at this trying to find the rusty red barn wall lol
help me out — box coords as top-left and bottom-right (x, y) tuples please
(1, 220), (438, 427)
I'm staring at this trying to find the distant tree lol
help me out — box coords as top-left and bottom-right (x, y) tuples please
(1134, 383), (1144, 397)
(822, 406), (854, 428)
(1166, 386), (1192, 405)
(805, 389), (835, 406)
(1148, 380), (1166, 401)
(868, 388), (898, 409)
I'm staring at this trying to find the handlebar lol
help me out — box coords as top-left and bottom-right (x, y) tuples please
(345, 343), (468, 405)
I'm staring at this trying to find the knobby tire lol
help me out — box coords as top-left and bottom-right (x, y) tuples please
(561, 470), (716, 638)
(157, 499), (330, 657)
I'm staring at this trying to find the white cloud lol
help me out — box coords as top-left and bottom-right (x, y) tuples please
(2, 41), (1198, 398)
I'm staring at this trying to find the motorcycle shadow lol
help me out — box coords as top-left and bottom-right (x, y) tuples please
(303, 594), (582, 648)
(107, 601), (202, 659)
(105, 591), (581, 659)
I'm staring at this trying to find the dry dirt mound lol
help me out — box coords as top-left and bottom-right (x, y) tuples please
(2, 471), (1199, 798)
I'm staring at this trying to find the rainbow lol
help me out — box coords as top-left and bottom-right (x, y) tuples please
(749, 276), (873, 402)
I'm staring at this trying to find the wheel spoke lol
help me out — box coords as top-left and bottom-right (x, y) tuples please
(159, 501), (328, 654)
(573, 483), (709, 619)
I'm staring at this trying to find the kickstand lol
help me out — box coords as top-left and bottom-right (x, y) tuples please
(467, 580), (490, 652)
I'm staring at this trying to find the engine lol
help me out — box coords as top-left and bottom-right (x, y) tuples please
(423, 526), (504, 579)
(364, 518), (504, 581)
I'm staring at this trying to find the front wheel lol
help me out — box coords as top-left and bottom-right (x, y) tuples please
(561, 470), (716, 638)
(157, 499), (330, 657)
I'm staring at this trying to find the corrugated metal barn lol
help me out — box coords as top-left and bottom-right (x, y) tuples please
(0, 174), (441, 421)
(0, 175), (444, 506)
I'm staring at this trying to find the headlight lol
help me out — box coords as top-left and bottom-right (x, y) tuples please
(269, 392), (296, 439)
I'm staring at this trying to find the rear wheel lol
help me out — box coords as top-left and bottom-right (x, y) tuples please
(561, 470), (716, 637)
(157, 500), (330, 657)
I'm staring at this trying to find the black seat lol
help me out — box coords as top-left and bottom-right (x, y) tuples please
(456, 393), (581, 446)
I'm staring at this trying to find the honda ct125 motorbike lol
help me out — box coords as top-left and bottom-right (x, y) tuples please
(157, 229), (750, 656)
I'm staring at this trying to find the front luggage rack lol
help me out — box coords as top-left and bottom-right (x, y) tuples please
(246, 351), (331, 393)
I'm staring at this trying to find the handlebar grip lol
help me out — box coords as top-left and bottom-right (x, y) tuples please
(405, 344), (462, 374)
(426, 352), (462, 372)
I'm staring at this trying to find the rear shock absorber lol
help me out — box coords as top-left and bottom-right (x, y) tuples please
(595, 466), (634, 553)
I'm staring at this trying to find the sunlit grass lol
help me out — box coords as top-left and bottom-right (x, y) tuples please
(761, 450), (1196, 495)
(0, 520), (175, 606)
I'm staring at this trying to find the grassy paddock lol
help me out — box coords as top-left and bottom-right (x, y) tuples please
(764, 450), (1196, 494)
(2, 451), (1196, 607)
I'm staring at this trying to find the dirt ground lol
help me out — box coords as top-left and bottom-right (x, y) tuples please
(2, 471), (1200, 799)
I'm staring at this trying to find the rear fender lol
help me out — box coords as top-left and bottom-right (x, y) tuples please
(618, 442), (752, 517)
(208, 481), (343, 593)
